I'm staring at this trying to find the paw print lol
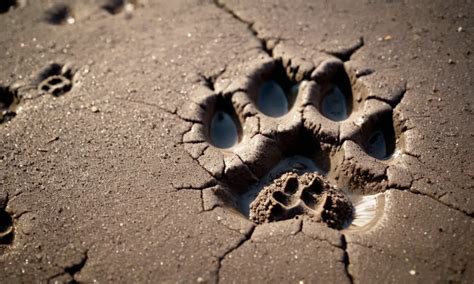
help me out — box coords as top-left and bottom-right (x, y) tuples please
(0, 85), (19, 124)
(37, 63), (75, 97)
(181, 42), (411, 231)
(250, 172), (353, 230)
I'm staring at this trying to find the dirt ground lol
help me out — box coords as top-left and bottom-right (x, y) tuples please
(0, 0), (473, 283)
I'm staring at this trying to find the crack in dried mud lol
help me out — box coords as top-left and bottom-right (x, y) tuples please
(407, 189), (474, 218)
(215, 226), (255, 284)
(213, 0), (273, 56)
(341, 235), (354, 284)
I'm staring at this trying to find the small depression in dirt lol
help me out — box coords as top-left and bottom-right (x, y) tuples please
(0, 0), (16, 14)
(237, 156), (322, 217)
(233, 155), (384, 230)
(210, 111), (239, 149)
(208, 96), (242, 149)
(321, 85), (349, 121)
(257, 80), (292, 117)
(0, 209), (14, 245)
(44, 4), (75, 25)
(0, 85), (19, 124)
(362, 113), (396, 160)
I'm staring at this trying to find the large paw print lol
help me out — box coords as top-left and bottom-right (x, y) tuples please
(181, 44), (411, 231)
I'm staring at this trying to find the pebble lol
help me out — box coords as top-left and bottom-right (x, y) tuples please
(91, 106), (100, 113)
(409, 269), (416, 275)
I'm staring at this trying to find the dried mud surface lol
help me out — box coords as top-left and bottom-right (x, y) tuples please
(0, 0), (473, 283)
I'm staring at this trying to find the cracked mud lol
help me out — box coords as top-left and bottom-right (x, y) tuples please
(0, 0), (472, 283)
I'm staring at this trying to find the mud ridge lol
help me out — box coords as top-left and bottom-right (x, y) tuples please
(325, 37), (364, 62)
(366, 84), (407, 109)
(171, 179), (217, 191)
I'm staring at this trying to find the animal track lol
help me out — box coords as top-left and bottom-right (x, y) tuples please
(37, 63), (75, 97)
(44, 4), (75, 25)
(0, 0), (17, 14)
(250, 172), (353, 229)
(0, 85), (20, 124)
(181, 42), (411, 231)
(0, 208), (14, 254)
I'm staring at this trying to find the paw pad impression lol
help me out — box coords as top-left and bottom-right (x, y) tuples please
(250, 172), (353, 229)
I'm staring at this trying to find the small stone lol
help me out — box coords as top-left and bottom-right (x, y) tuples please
(409, 269), (416, 275)
(457, 26), (463, 32)
(448, 59), (455, 64)
(90, 106), (99, 113)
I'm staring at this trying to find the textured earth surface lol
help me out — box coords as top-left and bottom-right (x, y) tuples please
(0, 0), (473, 283)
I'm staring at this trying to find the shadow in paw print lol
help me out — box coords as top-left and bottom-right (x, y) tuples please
(0, 85), (20, 124)
(357, 110), (396, 160)
(44, 3), (75, 25)
(255, 63), (299, 118)
(313, 59), (353, 121)
(37, 63), (75, 97)
(209, 96), (242, 149)
(0, 0), (16, 14)
(0, 209), (14, 247)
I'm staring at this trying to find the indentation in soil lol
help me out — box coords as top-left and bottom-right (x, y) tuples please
(37, 63), (76, 97)
(0, 208), (14, 249)
(209, 96), (242, 149)
(0, 85), (20, 124)
(312, 59), (353, 121)
(250, 172), (353, 229)
(0, 0), (16, 14)
(44, 4), (75, 25)
(180, 40), (410, 233)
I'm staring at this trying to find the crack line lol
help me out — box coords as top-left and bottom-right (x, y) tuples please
(216, 226), (255, 283)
